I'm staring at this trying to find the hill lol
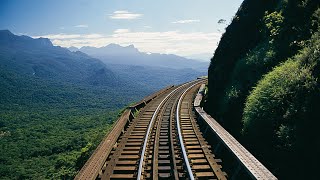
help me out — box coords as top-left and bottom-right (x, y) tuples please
(0, 30), (148, 179)
(206, 0), (320, 179)
(0, 30), (121, 87)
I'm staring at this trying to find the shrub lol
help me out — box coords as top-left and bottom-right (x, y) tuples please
(242, 31), (320, 178)
(242, 60), (316, 145)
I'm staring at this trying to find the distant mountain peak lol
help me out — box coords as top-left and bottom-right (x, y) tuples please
(106, 43), (121, 47)
(0, 30), (119, 88)
(68, 46), (79, 52)
(0, 29), (54, 47)
(0, 29), (13, 36)
(104, 43), (138, 51)
(126, 44), (135, 48)
(79, 43), (140, 56)
(36, 37), (53, 46)
(0, 30), (15, 42)
(105, 43), (136, 49)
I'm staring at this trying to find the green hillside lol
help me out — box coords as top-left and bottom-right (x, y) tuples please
(206, 0), (320, 178)
(0, 31), (146, 179)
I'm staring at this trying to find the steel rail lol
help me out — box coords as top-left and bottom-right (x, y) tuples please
(75, 85), (175, 180)
(176, 82), (202, 180)
(152, 88), (180, 179)
(137, 80), (200, 179)
(137, 84), (186, 179)
(169, 97), (180, 179)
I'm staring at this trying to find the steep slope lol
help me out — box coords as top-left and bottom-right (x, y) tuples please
(206, 0), (320, 179)
(0, 30), (119, 87)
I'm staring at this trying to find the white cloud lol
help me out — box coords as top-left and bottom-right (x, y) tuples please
(83, 34), (104, 38)
(33, 34), (82, 39)
(34, 30), (221, 60)
(74, 24), (88, 28)
(109, 10), (143, 20)
(172, 19), (200, 24)
(114, 29), (130, 34)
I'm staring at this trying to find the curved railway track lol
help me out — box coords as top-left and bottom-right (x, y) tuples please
(76, 79), (277, 180)
(78, 80), (227, 180)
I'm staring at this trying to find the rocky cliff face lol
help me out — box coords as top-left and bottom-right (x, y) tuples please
(206, 0), (320, 178)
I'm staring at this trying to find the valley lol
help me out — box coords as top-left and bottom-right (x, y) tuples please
(0, 30), (206, 179)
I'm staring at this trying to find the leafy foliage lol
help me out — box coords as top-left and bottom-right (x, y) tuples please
(243, 31), (320, 178)
(206, 0), (320, 178)
(264, 11), (284, 39)
(243, 60), (316, 145)
(0, 106), (116, 179)
(207, 0), (278, 134)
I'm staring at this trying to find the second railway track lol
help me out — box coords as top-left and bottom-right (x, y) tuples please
(93, 80), (226, 180)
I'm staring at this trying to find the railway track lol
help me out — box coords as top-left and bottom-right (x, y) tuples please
(76, 79), (276, 180)
(78, 80), (226, 180)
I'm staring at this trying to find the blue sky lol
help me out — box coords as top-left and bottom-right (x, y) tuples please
(0, 0), (243, 60)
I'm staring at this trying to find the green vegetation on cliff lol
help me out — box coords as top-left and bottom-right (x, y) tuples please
(207, 0), (320, 178)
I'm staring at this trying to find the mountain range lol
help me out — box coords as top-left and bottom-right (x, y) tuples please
(69, 44), (209, 71)
(0, 30), (207, 105)
(0, 30), (119, 87)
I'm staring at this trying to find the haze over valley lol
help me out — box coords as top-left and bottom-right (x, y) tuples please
(0, 29), (209, 178)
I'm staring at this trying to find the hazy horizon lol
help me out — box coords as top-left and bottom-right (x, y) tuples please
(1, 0), (243, 61)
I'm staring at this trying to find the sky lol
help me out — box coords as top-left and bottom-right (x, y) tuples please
(0, 0), (243, 61)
